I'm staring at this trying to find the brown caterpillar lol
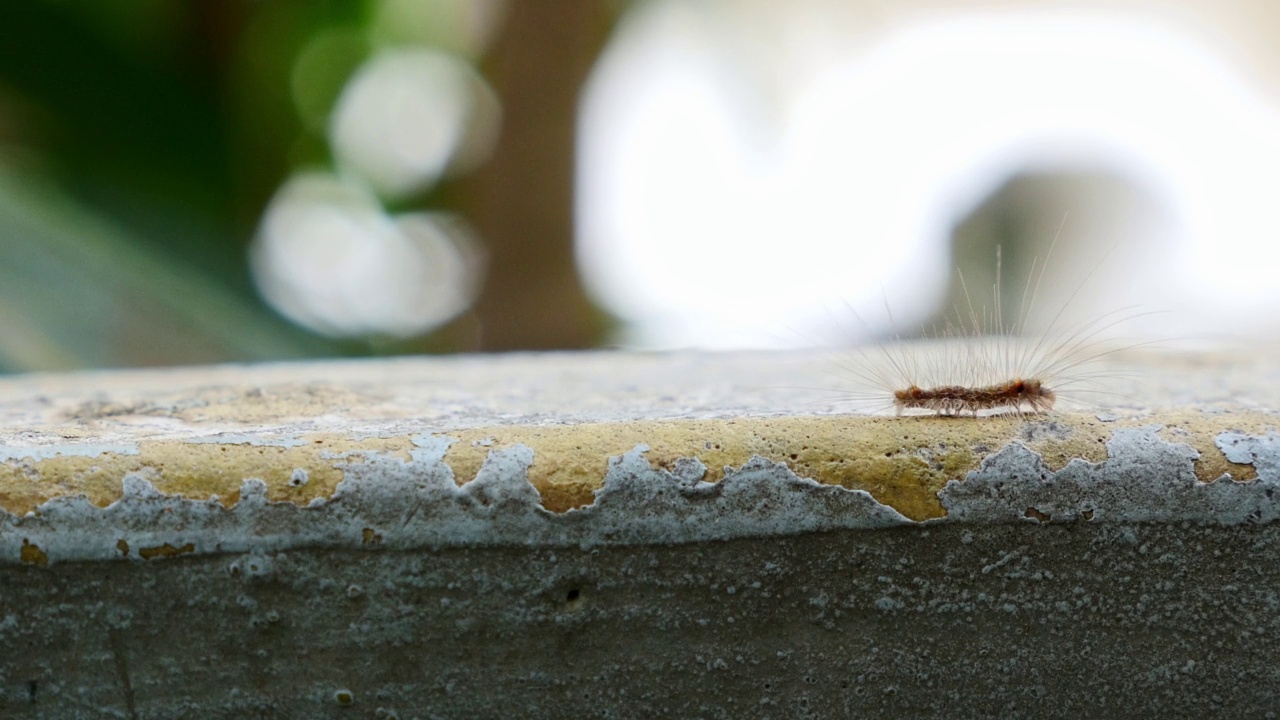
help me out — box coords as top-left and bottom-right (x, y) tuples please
(893, 378), (1056, 416)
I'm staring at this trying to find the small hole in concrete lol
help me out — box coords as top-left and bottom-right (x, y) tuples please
(27, 680), (37, 703)
(566, 588), (581, 602)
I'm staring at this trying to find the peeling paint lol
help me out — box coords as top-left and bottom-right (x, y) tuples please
(0, 434), (413, 516)
(0, 353), (1276, 567)
(7, 422), (1280, 565)
(0, 440), (911, 565)
(940, 426), (1280, 524)
(1216, 430), (1280, 481)
(0, 410), (1271, 525)
(437, 415), (1121, 520)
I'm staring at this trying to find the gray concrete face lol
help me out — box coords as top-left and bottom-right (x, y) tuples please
(7, 523), (1279, 719)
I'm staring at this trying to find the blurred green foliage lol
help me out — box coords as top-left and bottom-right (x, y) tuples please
(0, 0), (384, 372)
(0, 0), (616, 372)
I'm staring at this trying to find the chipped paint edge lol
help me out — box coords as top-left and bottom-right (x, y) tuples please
(3, 424), (1280, 566)
(0, 434), (910, 565)
(940, 425), (1280, 524)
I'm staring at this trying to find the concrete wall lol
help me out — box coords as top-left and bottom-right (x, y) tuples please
(1, 350), (1277, 718)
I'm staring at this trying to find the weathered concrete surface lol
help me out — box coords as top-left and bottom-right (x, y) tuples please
(1, 349), (1278, 718)
(12, 523), (1280, 719)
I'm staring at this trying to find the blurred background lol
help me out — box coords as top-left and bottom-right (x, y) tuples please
(1, 0), (1278, 373)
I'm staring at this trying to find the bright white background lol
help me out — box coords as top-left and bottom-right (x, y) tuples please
(575, 0), (1280, 349)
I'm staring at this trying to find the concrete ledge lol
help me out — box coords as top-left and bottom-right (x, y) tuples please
(1, 350), (1277, 717)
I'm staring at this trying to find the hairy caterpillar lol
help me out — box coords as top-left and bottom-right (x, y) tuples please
(830, 238), (1143, 418)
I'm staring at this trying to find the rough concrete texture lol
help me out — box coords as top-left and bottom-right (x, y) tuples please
(1, 349), (1279, 718)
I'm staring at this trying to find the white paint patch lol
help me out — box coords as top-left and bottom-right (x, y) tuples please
(0, 443), (140, 461)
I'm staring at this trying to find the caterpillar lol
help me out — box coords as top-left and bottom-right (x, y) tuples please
(831, 238), (1144, 418)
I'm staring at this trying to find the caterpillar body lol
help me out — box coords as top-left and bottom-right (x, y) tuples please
(893, 378), (1055, 416)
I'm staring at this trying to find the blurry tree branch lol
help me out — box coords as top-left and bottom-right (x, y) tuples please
(453, 0), (618, 350)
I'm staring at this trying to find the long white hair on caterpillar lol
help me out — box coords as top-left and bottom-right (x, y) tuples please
(822, 229), (1150, 418)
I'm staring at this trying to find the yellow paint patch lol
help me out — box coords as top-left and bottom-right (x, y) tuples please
(20, 538), (48, 566)
(138, 542), (196, 560)
(0, 433), (415, 516)
(1155, 409), (1265, 483)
